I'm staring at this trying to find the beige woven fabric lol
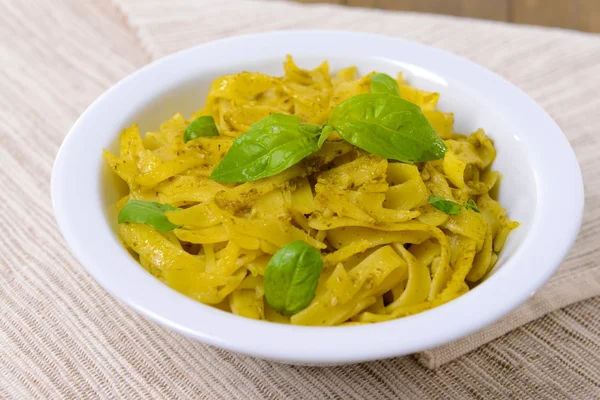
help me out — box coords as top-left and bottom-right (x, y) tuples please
(1, 0), (599, 397)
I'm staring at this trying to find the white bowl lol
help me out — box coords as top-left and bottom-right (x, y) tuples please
(52, 31), (584, 365)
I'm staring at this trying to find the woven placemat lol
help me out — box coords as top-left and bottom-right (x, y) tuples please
(1, 0), (599, 398)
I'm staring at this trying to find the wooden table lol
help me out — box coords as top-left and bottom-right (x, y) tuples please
(294, 0), (600, 32)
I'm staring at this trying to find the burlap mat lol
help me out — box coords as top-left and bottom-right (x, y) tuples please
(1, 0), (599, 398)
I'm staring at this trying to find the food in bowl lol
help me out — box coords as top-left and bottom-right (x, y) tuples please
(104, 56), (518, 326)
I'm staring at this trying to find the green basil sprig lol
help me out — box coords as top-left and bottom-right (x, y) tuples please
(370, 73), (400, 95)
(464, 199), (481, 213)
(264, 240), (324, 316)
(429, 196), (481, 215)
(329, 93), (447, 164)
(118, 200), (181, 232)
(428, 195), (462, 215)
(210, 114), (323, 183)
(183, 116), (219, 143)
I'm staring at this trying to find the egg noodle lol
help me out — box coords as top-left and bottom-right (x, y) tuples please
(105, 56), (518, 325)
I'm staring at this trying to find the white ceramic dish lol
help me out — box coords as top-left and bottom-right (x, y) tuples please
(52, 31), (584, 365)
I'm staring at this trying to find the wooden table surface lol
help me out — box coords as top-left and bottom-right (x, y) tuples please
(294, 0), (600, 33)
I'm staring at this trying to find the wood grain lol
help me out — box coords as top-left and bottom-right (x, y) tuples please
(347, 0), (509, 21)
(512, 0), (578, 29)
(295, 0), (345, 3)
(577, 0), (600, 32)
(293, 0), (600, 32)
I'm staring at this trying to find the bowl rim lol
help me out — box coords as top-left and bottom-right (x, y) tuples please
(52, 30), (584, 365)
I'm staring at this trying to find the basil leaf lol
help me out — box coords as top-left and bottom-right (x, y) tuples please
(264, 240), (324, 316)
(183, 116), (218, 143)
(464, 199), (481, 213)
(370, 73), (400, 96)
(428, 195), (461, 215)
(318, 124), (333, 148)
(329, 93), (447, 163)
(118, 200), (181, 232)
(210, 114), (322, 182)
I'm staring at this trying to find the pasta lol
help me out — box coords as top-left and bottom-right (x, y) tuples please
(105, 56), (518, 326)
